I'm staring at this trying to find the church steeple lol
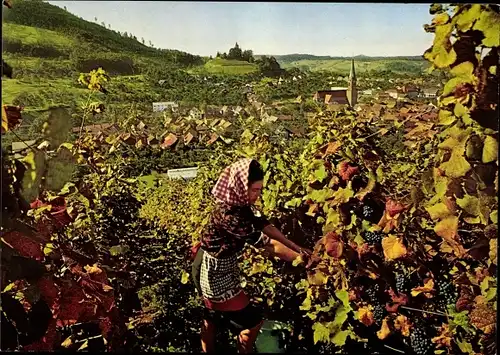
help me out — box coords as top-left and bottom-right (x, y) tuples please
(347, 58), (358, 107)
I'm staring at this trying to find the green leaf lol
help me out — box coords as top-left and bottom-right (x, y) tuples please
(426, 202), (453, 220)
(440, 148), (471, 178)
(438, 110), (456, 125)
(335, 289), (350, 308)
(457, 339), (474, 355)
(333, 304), (349, 327)
(314, 164), (328, 182)
(456, 195), (481, 217)
(332, 329), (350, 347)
(180, 270), (190, 284)
(490, 210), (498, 224)
(482, 135), (498, 163)
(312, 322), (330, 344)
(309, 188), (334, 203)
(450, 61), (475, 78)
(455, 4), (482, 32)
(109, 245), (130, 256)
(473, 8), (500, 47)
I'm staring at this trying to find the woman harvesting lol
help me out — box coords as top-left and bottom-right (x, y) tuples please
(192, 158), (310, 353)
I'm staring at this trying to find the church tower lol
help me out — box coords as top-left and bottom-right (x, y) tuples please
(347, 58), (358, 107)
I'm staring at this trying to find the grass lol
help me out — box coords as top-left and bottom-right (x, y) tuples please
(3, 22), (75, 52)
(1, 77), (94, 110)
(189, 58), (258, 75)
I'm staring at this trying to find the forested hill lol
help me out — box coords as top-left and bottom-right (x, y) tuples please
(2, 0), (204, 66)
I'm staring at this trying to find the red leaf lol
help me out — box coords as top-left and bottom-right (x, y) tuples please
(2, 231), (44, 260)
(386, 199), (406, 217)
(37, 276), (60, 310)
(338, 161), (359, 181)
(386, 289), (408, 312)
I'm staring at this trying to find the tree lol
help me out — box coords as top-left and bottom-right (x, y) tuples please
(228, 42), (243, 60)
(141, 37), (145, 44)
(216, 51), (221, 58)
(101, 22), (106, 27)
(94, 16), (98, 22)
(256, 56), (284, 78)
(242, 49), (254, 62)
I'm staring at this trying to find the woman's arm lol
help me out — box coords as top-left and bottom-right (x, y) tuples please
(262, 224), (309, 255)
(262, 239), (299, 262)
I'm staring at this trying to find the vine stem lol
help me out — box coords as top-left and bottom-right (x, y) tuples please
(10, 129), (37, 154)
(384, 345), (405, 354)
(400, 305), (447, 317)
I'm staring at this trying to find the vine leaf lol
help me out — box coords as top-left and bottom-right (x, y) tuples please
(440, 148), (471, 178)
(456, 195), (481, 217)
(482, 135), (498, 163)
(489, 239), (497, 265)
(381, 235), (407, 260)
(426, 202), (454, 220)
(432, 324), (452, 348)
(411, 278), (435, 297)
(473, 8), (500, 47)
(356, 306), (374, 326)
(394, 315), (411, 337)
(470, 301), (496, 334)
(377, 318), (391, 340)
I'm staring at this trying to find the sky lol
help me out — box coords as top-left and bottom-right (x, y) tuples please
(47, 1), (435, 57)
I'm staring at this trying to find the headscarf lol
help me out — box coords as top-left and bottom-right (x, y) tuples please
(212, 158), (253, 206)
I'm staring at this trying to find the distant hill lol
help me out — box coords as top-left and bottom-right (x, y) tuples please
(2, 0), (204, 71)
(266, 54), (424, 63)
(252, 53), (428, 75)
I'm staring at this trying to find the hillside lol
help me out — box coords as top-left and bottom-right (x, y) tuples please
(2, 0), (204, 68)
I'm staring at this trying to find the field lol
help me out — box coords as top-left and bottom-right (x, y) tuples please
(1, 2), (498, 355)
(189, 58), (259, 75)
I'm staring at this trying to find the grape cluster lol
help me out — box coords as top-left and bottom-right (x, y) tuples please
(361, 205), (375, 220)
(410, 327), (432, 355)
(363, 231), (383, 245)
(372, 304), (385, 325)
(437, 279), (458, 306)
(395, 272), (408, 294)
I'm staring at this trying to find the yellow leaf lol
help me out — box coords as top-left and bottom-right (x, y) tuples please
(482, 135), (498, 163)
(180, 270), (190, 284)
(455, 4), (482, 32)
(394, 315), (412, 337)
(308, 270), (328, 286)
(440, 147), (471, 178)
(411, 279), (435, 297)
(84, 264), (102, 274)
(473, 8), (500, 47)
(434, 216), (459, 241)
(356, 306), (374, 326)
(425, 202), (453, 220)
(382, 235), (407, 261)
(377, 318), (391, 340)
(490, 239), (497, 265)
(61, 336), (73, 348)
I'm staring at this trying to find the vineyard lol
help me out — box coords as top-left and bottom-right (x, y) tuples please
(1, 3), (499, 355)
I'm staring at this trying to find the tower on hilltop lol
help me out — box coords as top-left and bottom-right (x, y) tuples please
(347, 58), (358, 107)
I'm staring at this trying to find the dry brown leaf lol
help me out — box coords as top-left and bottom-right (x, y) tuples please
(356, 306), (374, 326)
(456, 287), (475, 312)
(394, 315), (412, 337)
(470, 302), (496, 334)
(382, 235), (408, 260)
(377, 318), (391, 340)
(386, 289), (409, 313)
(411, 279), (435, 297)
(432, 324), (452, 348)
